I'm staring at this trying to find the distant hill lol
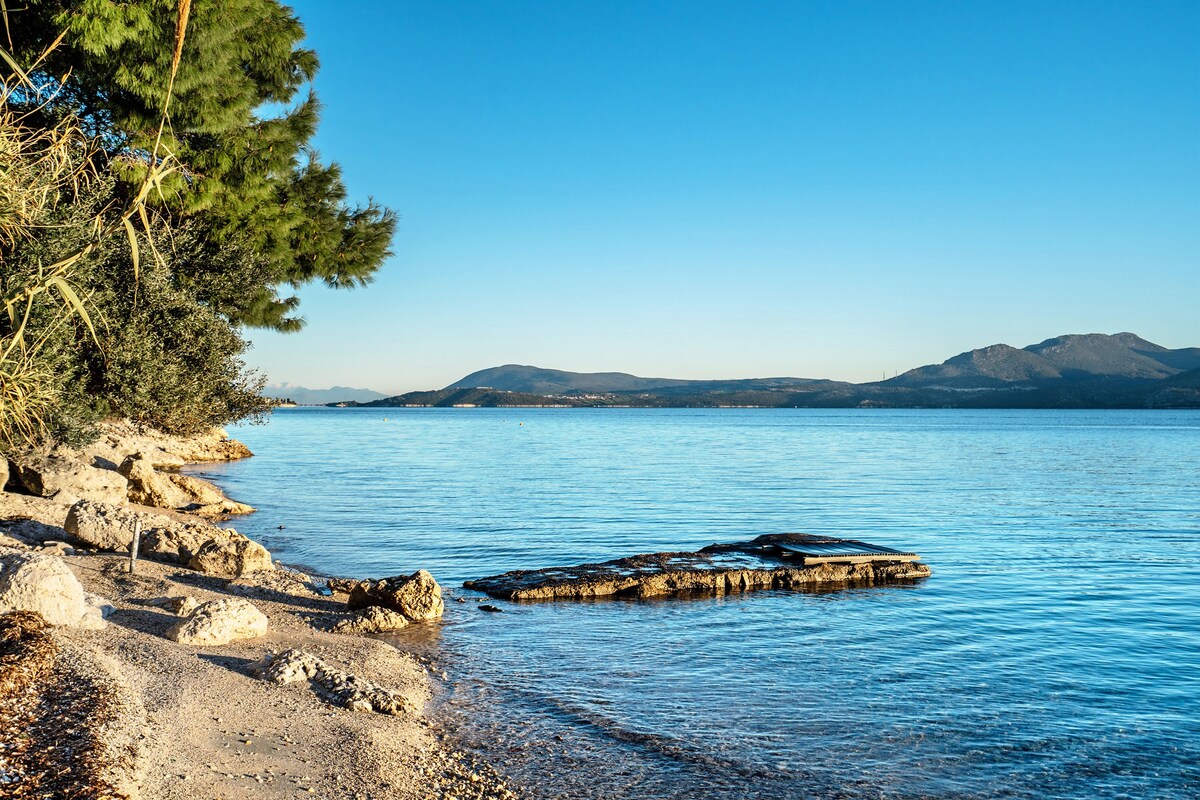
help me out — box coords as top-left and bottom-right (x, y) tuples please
(351, 387), (577, 408)
(263, 384), (386, 405)
(346, 333), (1199, 410)
(446, 364), (842, 395)
(885, 332), (1200, 389)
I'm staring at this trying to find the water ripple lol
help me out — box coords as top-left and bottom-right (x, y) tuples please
(195, 408), (1200, 800)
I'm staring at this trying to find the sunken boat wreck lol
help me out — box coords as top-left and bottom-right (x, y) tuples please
(465, 533), (931, 601)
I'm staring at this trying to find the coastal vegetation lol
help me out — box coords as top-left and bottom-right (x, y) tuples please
(0, 0), (393, 449)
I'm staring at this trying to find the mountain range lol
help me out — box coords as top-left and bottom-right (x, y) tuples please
(338, 333), (1200, 409)
(263, 384), (387, 405)
(447, 365), (838, 395)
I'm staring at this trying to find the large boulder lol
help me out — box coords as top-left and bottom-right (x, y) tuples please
(64, 500), (141, 552)
(347, 570), (444, 621)
(118, 453), (191, 509)
(187, 537), (272, 577)
(142, 524), (269, 575)
(139, 519), (234, 565)
(165, 598), (268, 646)
(65, 500), (273, 576)
(12, 456), (128, 504)
(0, 547), (89, 627)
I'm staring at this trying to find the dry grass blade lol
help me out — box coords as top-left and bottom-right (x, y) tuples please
(0, 349), (55, 448)
(172, 0), (192, 84)
(122, 215), (139, 280)
(46, 275), (97, 344)
(0, 41), (29, 90)
(0, 1), (12, 53)
(0, 110), (94, 250)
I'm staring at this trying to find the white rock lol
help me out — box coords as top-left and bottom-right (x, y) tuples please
(331, 605), (410, 634)
(64, 500), (140, 552)
(85, 592), (116, 619)
(0, 547), (87, 626)
(13, 456), (128, 504)
(118, 453), (191, 509)
(77, 592), (116, 630)
(65, 500), (272, 575)
(165, 598), (268, 646)
(255, 648), (410, 715)
(187, 537), (272, 577)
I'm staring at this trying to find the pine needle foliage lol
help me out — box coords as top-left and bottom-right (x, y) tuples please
(11, 0), (396, 331)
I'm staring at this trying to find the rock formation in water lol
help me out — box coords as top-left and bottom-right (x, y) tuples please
(466, 533), (931, 601)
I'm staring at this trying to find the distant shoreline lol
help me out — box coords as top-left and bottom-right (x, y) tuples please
(313, 398), (1200, 410)
(275, 332), (1200, 411)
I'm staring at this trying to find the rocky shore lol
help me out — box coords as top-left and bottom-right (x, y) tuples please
(0, 422), (519, 800)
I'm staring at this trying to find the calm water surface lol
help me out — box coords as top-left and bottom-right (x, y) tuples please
(196, 408), (1199, 799)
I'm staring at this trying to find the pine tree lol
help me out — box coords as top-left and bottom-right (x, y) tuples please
(11, 0), (396, 331)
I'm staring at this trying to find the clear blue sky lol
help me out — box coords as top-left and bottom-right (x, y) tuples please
(249, 0), (1200, 393)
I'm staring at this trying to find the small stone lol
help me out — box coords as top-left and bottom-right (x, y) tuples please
(330, 605), (409, 635)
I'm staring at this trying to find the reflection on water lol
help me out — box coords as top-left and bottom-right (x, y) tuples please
(200, 408), (1200, 799)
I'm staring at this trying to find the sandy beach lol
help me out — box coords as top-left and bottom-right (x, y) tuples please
(0, 427), (519, 800)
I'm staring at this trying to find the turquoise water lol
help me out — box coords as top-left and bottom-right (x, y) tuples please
(199, 408), (1200, 799)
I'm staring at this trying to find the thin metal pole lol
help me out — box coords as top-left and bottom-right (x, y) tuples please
(129, 518), (142, 574)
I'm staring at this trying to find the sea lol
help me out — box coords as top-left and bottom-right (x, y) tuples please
(188, 407), (1199, 800)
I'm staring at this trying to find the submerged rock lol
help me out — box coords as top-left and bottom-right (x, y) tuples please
(347, 570), (445, 621)
(165, 598), (268, 645)
(465, 533), (931, 601)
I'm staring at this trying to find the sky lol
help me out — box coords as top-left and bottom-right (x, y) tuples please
(248, 0), (1200, 394)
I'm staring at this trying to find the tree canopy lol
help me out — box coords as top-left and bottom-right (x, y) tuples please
(0, 0), (394, 444)
(10, 0), (395, 331)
